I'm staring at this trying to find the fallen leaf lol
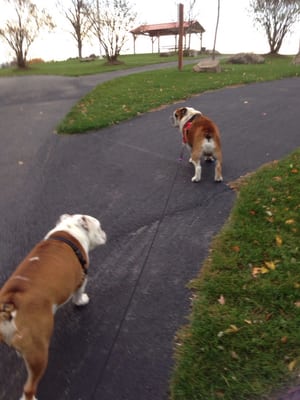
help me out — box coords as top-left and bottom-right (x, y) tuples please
(261, 266), (270, 274)
(252, 262), (276, 277)
(218, 295), (226, 305)
(285, 219), (295, 225)
(252, 267), (263, 277)
(281, 336), (288, 344)
(244, 319), (252, 325)
(232, 245), (240, 252)
(224, 325), (240, 334)
(264, 261), (276, 270)
(294, 301), (300, 308)
(291, 168), (298, 174)
(288, 359), (298, 371)
(265, 313), (273, 321)
(231, 351), (240, 360)
(275, 235), (283, 247)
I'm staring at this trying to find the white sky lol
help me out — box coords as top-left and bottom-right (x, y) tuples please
(0, 0), (299, 63)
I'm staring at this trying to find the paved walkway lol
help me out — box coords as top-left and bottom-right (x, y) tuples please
(0, 63), (299, 399)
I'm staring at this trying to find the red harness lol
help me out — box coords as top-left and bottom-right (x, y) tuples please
(182, 121), (193, 144)
(182, 113), (202, 144)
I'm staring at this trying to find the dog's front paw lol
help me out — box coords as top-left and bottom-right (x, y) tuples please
(215, 176), (223, 182)
(73, 293), (90, 306)
(192, 176), (201, 182)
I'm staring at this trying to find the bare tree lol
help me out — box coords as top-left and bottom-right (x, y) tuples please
(59, 0), (92, 59)
(0, 0), (54, 68)
(186, 0), (198, 50)
(212, 0), (220, 60)
(249, 0), (300, 54)
(88, 0), (136, 64)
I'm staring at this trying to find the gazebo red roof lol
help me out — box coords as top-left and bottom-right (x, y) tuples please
(130, 21), (205, 37)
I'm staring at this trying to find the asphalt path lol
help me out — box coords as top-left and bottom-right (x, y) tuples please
(0, 61), (299, 400)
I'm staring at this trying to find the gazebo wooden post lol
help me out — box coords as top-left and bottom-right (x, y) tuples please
(133, 34), (136, 55)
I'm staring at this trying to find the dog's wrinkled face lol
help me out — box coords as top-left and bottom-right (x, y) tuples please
(56, 214), (107, 250)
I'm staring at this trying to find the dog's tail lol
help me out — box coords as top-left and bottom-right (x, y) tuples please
(205, 132), (212, 141)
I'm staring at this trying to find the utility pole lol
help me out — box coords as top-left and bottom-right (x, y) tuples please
(178, 3), (184, 71)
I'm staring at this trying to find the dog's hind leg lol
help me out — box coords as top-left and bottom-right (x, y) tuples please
(20, 345), (49, 400)
(190, 146), (202, 182)
(72, 277), (89, 306)
(213, 147), (223, 182)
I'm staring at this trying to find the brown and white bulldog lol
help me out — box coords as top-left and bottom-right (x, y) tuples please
(0, 214), (107, 400)
(172, 106), (223, 182)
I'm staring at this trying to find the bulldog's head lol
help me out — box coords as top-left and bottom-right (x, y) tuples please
(171, 106), (202, 128)
(46, 214), (107, 252)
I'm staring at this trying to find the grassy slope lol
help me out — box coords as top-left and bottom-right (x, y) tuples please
(56, 56), (299, 133)
(171, 150), (300, 400)
(0, 53), (180, 77)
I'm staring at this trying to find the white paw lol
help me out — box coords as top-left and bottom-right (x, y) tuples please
(215, 176), (223, 182)
(189, 157), (192, 163)
(192, 176), (201, 182)
(20, 396), (38, 400)
(73, 293), (89, 306)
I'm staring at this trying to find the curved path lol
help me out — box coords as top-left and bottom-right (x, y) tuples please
(0, 63), (299, 399)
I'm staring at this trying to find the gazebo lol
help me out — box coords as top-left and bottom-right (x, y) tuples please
(130, 21), (205, 54)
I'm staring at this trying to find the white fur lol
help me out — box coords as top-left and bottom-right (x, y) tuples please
(44, 214), (107, 256)
(202, 138), (215, 154)
(0, 312), (17, 345)
(189, 158), (202, 182)
(72, 277), (90, 306)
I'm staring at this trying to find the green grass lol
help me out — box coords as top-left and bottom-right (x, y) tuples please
(0, 53), (180, 77)
(171, 149), (300, 400)
(56, 55), (299, 134)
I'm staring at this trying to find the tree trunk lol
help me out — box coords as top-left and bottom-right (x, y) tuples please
(17, 51), (27, 68)
(212, 0), (220, 60)
(78, 39), (82, 58)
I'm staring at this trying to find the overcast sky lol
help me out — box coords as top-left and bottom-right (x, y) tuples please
(0, 0), (299, 63)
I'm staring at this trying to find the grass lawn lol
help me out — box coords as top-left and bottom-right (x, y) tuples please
(56, 55), (299, 134)
(0, 53), (180, 77)
(171, 149), (300, 400)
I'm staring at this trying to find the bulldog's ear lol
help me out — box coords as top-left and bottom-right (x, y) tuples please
(57, 214), (71, 224)
(80, 216), (90, 232)
(179, 107), (188, 117)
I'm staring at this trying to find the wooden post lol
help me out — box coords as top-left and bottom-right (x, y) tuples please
(178, 3), (184, 71)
